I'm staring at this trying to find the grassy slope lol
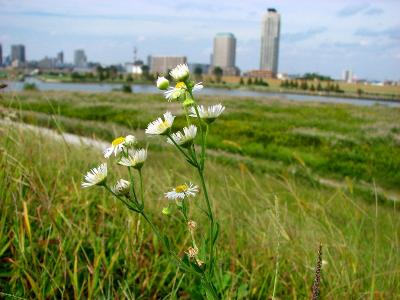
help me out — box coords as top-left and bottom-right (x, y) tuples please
(0, 124), (399, 299)
(1, 91), (400, 193)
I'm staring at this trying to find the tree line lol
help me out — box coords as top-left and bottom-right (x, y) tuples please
(280, 80), (344, 93)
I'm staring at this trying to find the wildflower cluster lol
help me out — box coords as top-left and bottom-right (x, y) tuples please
(81, 64), (225, 298)
(82, 133), (148, 213)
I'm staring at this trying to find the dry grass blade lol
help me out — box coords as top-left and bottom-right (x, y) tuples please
(311, 243), (323, 300)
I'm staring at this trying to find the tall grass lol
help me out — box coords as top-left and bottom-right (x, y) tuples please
(0, 123), (399, 298)
(1, 91), (399, 192)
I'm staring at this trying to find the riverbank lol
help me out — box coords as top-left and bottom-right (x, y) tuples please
(205, 82), (400, 102)
(34, 75), (400, 102)
(3, 78), (400, 107)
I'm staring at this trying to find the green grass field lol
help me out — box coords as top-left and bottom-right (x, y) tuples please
(1, 90), (400, 298)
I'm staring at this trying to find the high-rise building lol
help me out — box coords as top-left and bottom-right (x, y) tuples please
(260, 8), (281, 76)
(57, 51), (64, 65)
(213, 33), (236, 68)
(148, 56), (187, 74)
(343, 70), (353, 83)
(74, 49), (87, 68)
(38, 56), (56, 69)
(212, 33), (239, 76)
(11, 44), (26, 64)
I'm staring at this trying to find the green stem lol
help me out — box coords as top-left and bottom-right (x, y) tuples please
(167, 133), (196, 165)
(189, 144), (199, 165)
(192, 104), (206, 170)
(139, 169), (144, 207)
(140, 210), (185, 269)
(197, 169), (213, 222)
(103, 185), (139, 212)
(127, 167), (139, 204)
(140, 211), (162, 241)
(197, 168), (215, 277)
(201, 124), (209, 169)
(203, 274), (219, 299)
(183, 106), (191, 127)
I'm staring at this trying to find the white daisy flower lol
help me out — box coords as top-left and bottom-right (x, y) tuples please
(112, 179), (130, 196)
(104, 136), (126, 158)
(167, 125), (197, 148)
(189, 104), (225, 124)
(118, 149), (147, 169)
(156, 76), (169, 90)
(165, 183), (199, 200)
(104, 135), (137, 158)
(145, 111), (175, 135)
(164, 82), (186, 101)
(81, 163), (107, 188)
(169, 64), (189, 81)
(192, 82), (203, 92)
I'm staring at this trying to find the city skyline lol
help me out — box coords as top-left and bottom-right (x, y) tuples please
(0, 0), (399, 80)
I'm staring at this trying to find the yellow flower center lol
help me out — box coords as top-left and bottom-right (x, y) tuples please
(175, 184), (188, 193)
(175, 82), (186, 89)
(112, 136), (125, 146)
(161, 120), (169, 127)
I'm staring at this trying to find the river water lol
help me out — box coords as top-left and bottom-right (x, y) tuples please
(3, 78), (400, 107)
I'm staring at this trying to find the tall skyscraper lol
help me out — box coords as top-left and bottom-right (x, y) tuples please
(57, 51), (64, 65)
(74, 49), (87, 68)
(11, 44), (26, 64)
(260, 8), (281, 76)
(212, 33), (239, 75)
(343, 70), (353, 83)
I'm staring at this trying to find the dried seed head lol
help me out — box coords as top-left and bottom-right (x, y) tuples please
(186, 246), (198, 258)
(187, 220), (197, 231)
(196, 258), (204, 266)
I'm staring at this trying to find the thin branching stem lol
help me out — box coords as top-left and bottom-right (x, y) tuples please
(127, 166), (139, 203)
(103, 185), (139, 213)
(139, 169), (144, 207)
(166, 133), (196, 165)
(192, 104), (206, 170)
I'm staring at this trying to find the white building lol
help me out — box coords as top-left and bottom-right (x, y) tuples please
(343, 70), (353, 83)
(260, 8), (281, 76)
(125, 60), (144, 75)
(74, 49), (87, 68)
(149, 56), (187, 74)
(212, 33), (239, 76)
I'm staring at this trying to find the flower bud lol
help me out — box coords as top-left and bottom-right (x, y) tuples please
(157, 76), (169, 90)
(112, 179), (130, 197)
(170, 64), (190, 82)
(124, 135), (136, 146)
(162, 207), (171, 215)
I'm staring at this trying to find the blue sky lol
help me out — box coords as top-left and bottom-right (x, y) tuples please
(0, 0), (399, 80)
